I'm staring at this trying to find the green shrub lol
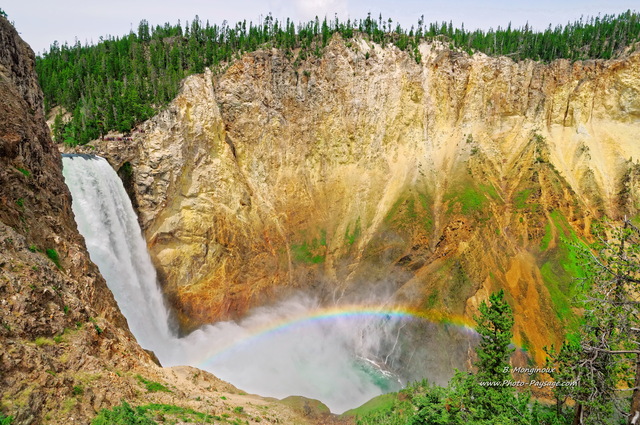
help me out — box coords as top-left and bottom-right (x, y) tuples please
(45, 248), (62, 269)
(35, 337), (55, 346)
(16, 167), (30, 177)
(119, 162), (133, 178)
(135, 375), (171, 393)
(88, 317), (104, 334)
(92, 401), (157, 425)
(136, 404), (215, 423)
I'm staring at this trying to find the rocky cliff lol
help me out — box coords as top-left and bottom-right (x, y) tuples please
(77, 34), (640, 363)
(0, 16), (316, 425)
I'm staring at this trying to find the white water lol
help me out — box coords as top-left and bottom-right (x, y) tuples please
(62, 154), (405, 413)
(62, 154), (174, 347)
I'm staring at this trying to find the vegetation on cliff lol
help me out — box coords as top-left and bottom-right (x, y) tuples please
(353, 221), (640, 425)
(37, 10), (640, 145)
(545, 220), (640, 424)
(91, 401), (230, 425)
(353, 291), (547, 424)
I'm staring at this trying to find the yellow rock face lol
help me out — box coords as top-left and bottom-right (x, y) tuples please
(93, 37), (640, 359)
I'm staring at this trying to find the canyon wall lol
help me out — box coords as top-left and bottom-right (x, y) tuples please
(82, 35), (640, 360)
(0, 17), (312, 424)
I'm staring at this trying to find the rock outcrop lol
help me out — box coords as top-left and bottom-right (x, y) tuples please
(0, 16), (315, 425)
(77, 35), (640, 362)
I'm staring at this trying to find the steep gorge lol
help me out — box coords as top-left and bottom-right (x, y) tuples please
(77, 35), (640, 365)
(0, 16), (318, 424)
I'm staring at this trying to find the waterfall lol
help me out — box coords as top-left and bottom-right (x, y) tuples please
(62, 155), (175, 351)
(61, 154), (417, 413)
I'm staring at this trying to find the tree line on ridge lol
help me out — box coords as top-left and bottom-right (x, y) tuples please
(35, 11), (640, 145)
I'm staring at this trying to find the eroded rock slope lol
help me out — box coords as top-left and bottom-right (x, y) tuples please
(79, 35), (640, 361)
(0, 16), (316, 425)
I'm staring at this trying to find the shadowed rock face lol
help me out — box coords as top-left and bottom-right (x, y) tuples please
(0, 13), (127, 326)
(76, 35), (640, 361)
(0, 14), (148, 423)
(0, 17), (315, 425)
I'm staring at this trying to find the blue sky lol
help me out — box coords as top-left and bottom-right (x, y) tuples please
(3, 0), (639, 55)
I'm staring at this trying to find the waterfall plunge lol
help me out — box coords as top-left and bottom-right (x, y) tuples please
(62, 154), (174, 348)
(61, 154), (406, 413)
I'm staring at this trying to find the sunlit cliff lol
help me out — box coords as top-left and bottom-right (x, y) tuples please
(78, 34), (640, 363)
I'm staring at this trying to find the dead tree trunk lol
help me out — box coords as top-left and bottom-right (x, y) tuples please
(573, 403), (583, 425)
(630, 354), (640, 425)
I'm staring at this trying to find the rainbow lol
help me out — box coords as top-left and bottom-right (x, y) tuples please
(196, 304), (478, 368)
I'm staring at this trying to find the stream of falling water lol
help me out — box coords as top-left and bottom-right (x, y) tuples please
(62, 154), (407, 413)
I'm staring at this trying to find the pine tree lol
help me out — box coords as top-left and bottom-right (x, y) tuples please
(569, 220), (640, 425)
(474, 289), (515, 382)
(52, 111), (65, 143)
(469, 290), (529, 423)
(441, 290), (531, 424)
(544, 339), (581, 423)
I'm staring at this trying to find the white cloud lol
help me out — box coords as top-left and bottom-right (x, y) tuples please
(294, 0), (349, 21)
